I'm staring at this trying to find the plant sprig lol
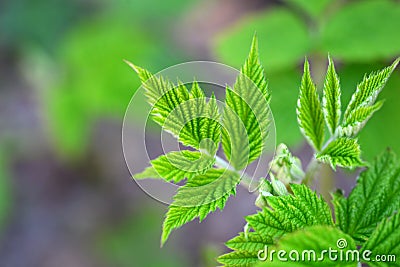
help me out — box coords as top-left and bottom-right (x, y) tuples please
(128, 35), (399, 265)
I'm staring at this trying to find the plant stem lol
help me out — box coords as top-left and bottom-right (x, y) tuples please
(214, 155), (254, 189)
(303, 157), (321, 186)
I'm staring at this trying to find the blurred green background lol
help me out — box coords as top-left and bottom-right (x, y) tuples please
(0, 0), (399, 266)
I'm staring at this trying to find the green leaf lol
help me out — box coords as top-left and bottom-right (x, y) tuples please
(218, 233), (272, 267)
(161, 168), (241, 245)
(135, 150), (215, 183)
(218, 251), (260, 267)
(247, 184), (333, 238)
(338, 101), (383, 137)
(257, 225), (357, 266)
(222, 35), (271, 170)
(361, 212), (400, 267)
(128, 63), (221, 152)
(333, 149), (400, 244)
(297, 59), (325, 151)
(322, 55), (341, 135)
(320, 0), (400, 61)
(339, 63), (400, 160)
(344, 58), (399, 121)
(214, 9), (309, 73)
(283, 0), (332, 19)
(316, 138), (364, 170)
(220, 184), (333, 266)
(226, 232), (273, 252)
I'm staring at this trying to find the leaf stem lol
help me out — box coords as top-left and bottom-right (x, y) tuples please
(214, 155), (254, 189)
(303, 157), (321, 185)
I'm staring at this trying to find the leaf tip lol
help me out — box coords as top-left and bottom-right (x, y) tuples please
(123, 59), (140, 73)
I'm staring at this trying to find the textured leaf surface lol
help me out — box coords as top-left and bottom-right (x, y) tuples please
(247, 184), (333, 238)
(162, 169), (241, 245)
(322, 56), (341, 135)
(333, 149), (400, 244)
(339, 101), (383, 137)
(339, 64), (400, 160)
(218, 233), (272, 267)
(297, 59), (325, 151)
(219, 184), (333, 266)
(344, 58), (399, 120)
(135, 151), (215, 183)
(316, 138), (364, 170)
(222, 35), (270, 170)
(218, 251), (260, 267)
(257, 226), (357, 266)
(226, 232), (273, 252)
(361, 212), (400, 267)
(130, 63), (221, 152)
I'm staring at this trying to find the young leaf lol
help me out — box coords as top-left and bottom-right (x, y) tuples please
(219, 184), (333, 266)
(338, 101), (383, 137)
(127, 62), (221, 153)
(343, 58), (399, 121)
(218, 251), (260, 267)
(161, 168), (241, 245)
(218, 233), (272, 266)
(246, 184), (333, 238)
(222, 35), (271, 170)
(361, 212), (400, 267)
(322, 55), (341, 135)
(297, 59), (325, 151)
(226, 232), (273, 252)
(257, 225), (357, 266)
(135, 151), (215, 183)
(333, 149), (400, 244)
(316, 138), (364, 170)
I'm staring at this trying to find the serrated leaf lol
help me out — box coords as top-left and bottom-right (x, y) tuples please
(257, 225), (357, 266)
(344, 58), (399, 120)
(316, 138), (364, 170)
(333, 149), (400, 244)
(219, 184), (333, 266)
(322, 55), (341, 135)
(127, 62), (221, 153)
(161, 168), (241, 245)
(338, 101), (383, 137)
(297, 59), (325, 151)
(226, 232), (273, 252)
(246, 184), (333, 238)
(218, 232), (272, 267)
(222, 35), (271, 170)
(218, 251), (260, 267)
(361, 212), (400, 267)
(135, 150), (215, 183)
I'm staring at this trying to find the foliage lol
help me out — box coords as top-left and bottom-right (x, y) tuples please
(133, 35), (400, 265)
(214, 0), (400, 155)
(132, 36), (271, 245)
(333, 149), (400, 244)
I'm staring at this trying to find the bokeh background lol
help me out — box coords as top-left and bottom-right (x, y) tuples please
(0, 0), (399, 266)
